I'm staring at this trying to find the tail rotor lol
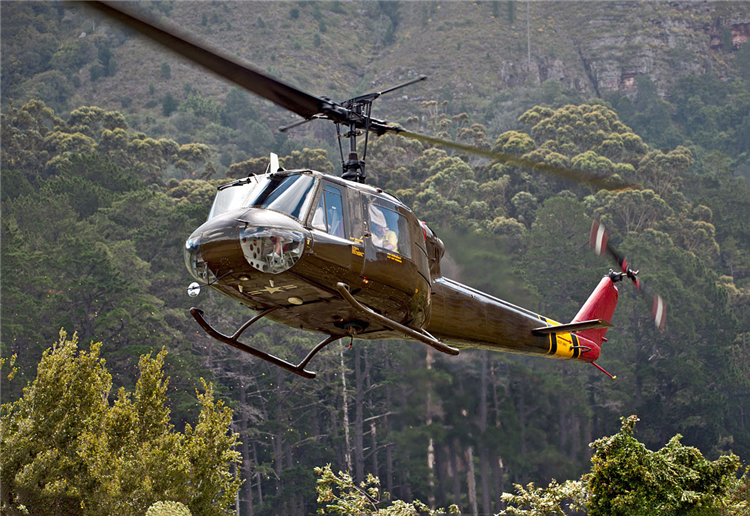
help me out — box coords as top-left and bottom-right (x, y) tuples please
(590, 220), (667, 332)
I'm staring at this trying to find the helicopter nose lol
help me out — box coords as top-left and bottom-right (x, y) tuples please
(184, 208), (308, 281)
(184, 233), (209, 283)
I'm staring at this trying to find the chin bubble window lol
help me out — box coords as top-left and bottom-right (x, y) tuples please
(368, 204), (410, 258)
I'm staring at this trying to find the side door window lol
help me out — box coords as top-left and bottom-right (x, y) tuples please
(312, 184), (346, 238)
(368, 204), (411, 258)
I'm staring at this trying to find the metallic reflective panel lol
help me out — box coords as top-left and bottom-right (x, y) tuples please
(240, 227), (305, 274)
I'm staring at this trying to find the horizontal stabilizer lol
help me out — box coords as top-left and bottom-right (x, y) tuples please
(532, 319), (613, 335)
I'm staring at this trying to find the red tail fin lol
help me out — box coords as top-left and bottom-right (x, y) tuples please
(572, 274), (619, 348)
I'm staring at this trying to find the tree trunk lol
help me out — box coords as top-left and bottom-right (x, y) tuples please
(386, 445), (394, 497)
(465, 446), (478, 516)
(402, 455), (413, 503)
(634, 314), (645, 409)
(253, 442), (263, 506)
(239, 379), (254, 516)
(365, 348), (378, 478)
(385, 355), (394, 495)
(274, 427), (284, 493)
(330, 405), (345, 470)
(451, 438), (462, 508)
(233, 457), (240, 516)
(490, 359), (504, 511)
(480, 447), (491, 516)
(570, 415), (581, 462)
(354, 346), (365, 482)
(274, 368), (284, 494)
(516, 374), (529, 484)
(340, 346), (352, 474)
(426, 347), (436, 509)
(311, 401), (320, 439)
(559, 393), (568, 451)
(584, 411), (593, 462)
(370, 421), (379, 477)
(285, 440), (293, 469)
(398, 369), (412, 502)
(435, 444), (448, 508)
(493, 455), (504, 512)
(479, 352), (491, 516)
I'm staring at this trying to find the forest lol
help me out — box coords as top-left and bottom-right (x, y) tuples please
(2, 2), (750, 515)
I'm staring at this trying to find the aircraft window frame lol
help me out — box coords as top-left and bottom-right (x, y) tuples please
(368, 203), (411, 258)
(311, 184), (347, 239)
(244, 173), (315, 221)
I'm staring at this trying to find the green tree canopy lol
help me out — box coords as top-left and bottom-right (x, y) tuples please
(0, 331), (241, 516)
(587, 416), (741, 516)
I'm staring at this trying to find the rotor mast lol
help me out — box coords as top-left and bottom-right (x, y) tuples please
(337, 75), (427, 183)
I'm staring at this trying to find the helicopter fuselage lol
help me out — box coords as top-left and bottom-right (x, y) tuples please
(185, 168), (611, 371)
(82, 0), (641, 379)
(186, 170), (430, 335)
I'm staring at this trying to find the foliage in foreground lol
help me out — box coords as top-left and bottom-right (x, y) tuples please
(499, 479), (586, 516)
(499, 416), (744, 516)
(146, 501), (193, 516)
(315, 464), (460, 515)
(314, 416), (744, 516)
(0, 330), (241, 516)
(587, 415), (742, 516)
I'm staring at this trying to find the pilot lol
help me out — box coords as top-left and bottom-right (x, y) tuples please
(369, 205), (398, 253)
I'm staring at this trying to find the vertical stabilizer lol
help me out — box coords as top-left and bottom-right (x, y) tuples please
(571, 274), (619, 346)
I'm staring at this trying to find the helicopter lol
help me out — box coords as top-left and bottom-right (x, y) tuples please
(86, 1), (666, 379)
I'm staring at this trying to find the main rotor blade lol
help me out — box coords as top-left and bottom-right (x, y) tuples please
(82, 1), (331, 120)
(387, 128), (637, 191)
(82, 1), (637, 191)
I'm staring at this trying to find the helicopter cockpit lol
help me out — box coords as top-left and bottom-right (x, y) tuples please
(185, 171), (318, 285)
(186, 165), (428, 299)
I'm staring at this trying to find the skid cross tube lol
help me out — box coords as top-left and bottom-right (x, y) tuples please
(190, 307), (342, 379)
(335, 282), (459, 356)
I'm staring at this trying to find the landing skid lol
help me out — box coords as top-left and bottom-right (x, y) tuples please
(190, 307), (343, 379)
(190, 282), (459, 378)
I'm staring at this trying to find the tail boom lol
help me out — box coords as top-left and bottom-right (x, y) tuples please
(424, 274), (619, 364)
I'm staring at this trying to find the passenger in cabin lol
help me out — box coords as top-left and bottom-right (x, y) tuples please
(312, 188), (346, 238)
(312, 204), (326, 231)
(327, 205), (344, 238)
(312, 202), (345, 238)
(369, 205), (398, 253)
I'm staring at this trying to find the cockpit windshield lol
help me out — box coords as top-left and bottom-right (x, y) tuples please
(246, 173), (315, 220)
(207, 177), (258, 220)
(207, 173), (316, 221)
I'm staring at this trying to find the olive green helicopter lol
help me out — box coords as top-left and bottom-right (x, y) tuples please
(85, 2), (666, 379)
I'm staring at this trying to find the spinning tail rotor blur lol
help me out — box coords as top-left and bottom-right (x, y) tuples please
(590, 219), (667, 332)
